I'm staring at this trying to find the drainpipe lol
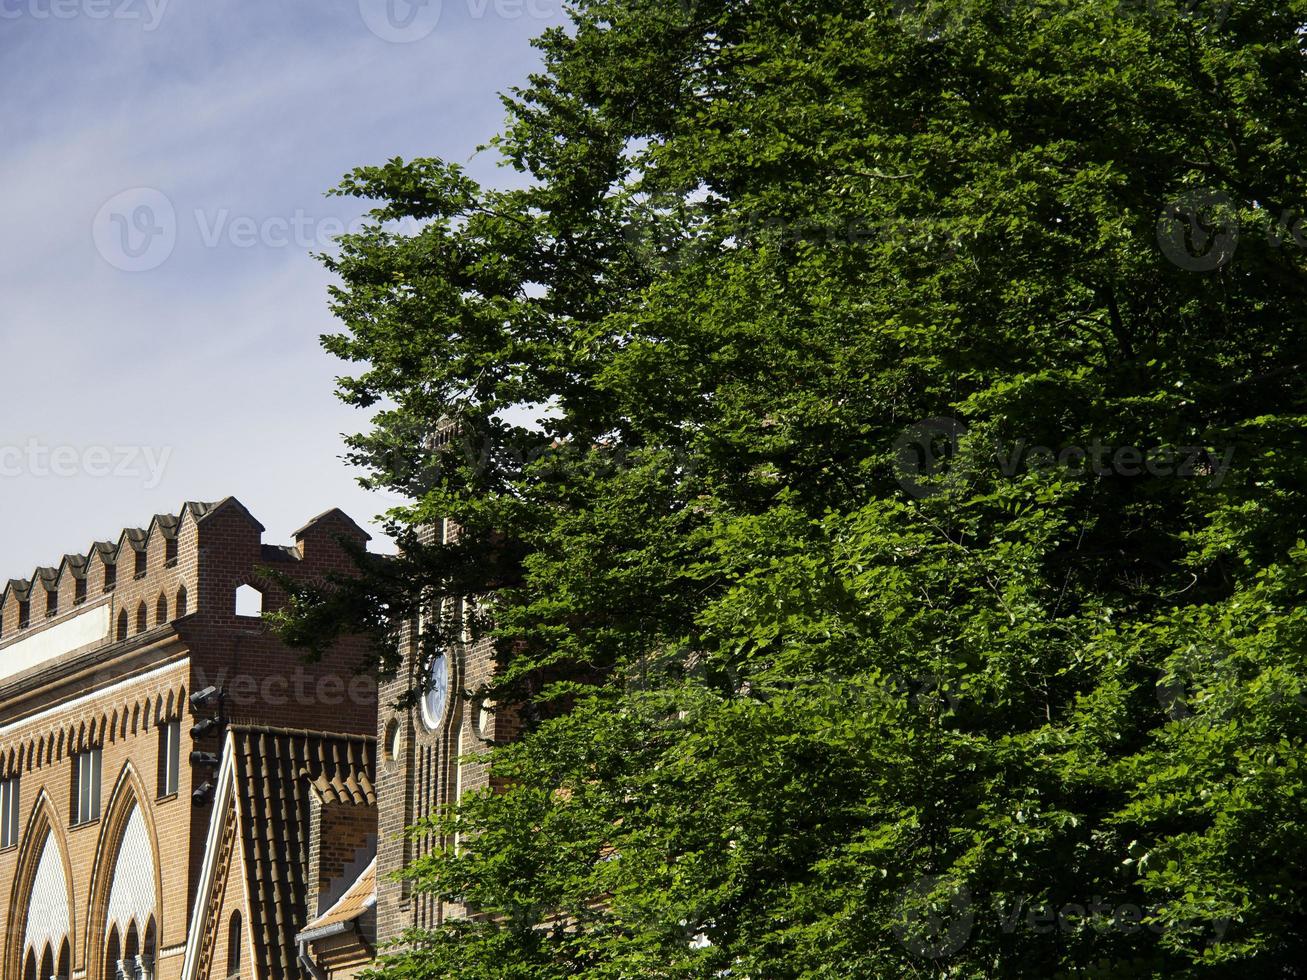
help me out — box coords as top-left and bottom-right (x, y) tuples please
(296, 941), (326, 980)
(297, 918), (357, 980)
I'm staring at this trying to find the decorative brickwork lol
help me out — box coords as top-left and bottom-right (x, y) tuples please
(0, 499), (377, 980)
(374, 521), (514, 946)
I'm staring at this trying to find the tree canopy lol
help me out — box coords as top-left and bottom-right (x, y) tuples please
(278, 0), (1307, 974)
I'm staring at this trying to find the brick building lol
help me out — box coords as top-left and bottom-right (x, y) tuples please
(290, 517), (514, 976)
(370, 518), (511, 948)
(0, 499), (378, 980)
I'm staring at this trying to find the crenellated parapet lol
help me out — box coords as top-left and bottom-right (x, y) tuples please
(0, 498), (372, 689)
(0, 496), (377, 980)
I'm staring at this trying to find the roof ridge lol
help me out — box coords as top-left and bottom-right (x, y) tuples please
(229, 724), (377, 743)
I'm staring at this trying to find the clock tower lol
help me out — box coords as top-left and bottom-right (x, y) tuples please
(373, 519), (511, 942)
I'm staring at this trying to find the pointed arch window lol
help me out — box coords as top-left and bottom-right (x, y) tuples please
(104, 927), (120, 980)
(227, 912), (241, 978)
(22, 830), (71, 977)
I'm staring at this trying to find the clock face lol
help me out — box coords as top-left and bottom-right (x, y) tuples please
(420, 651), (449, 730)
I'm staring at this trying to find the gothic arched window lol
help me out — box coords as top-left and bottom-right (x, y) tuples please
(227, 912), (242, 977)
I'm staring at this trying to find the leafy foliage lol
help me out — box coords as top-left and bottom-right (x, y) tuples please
(280, 0), (1307, 974)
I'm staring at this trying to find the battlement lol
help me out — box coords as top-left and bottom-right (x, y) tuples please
(0, 497), (370, 686)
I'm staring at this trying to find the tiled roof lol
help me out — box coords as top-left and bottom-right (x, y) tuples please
(228, 727), (376, 980)
(297, 859), (377, 940)
(307, 756), (376, 807)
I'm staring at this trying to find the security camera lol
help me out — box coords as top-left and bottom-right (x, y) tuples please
(190, 686), (220, 711)
(190, 718), (222, 739)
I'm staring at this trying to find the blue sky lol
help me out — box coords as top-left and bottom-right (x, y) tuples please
(0, 0), (567, 574)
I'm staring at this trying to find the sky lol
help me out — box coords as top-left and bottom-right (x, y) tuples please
(0, 0), (568, 576)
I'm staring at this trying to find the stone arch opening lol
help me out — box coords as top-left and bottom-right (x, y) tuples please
(19, 830), (72, 980)
(226, 911), (241, 978)
(234, 584), (263, 618)
(104, 927), (119, 980)
(85, 772), (162, 980)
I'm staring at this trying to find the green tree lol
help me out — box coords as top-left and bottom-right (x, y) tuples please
(278, 0), (1307, 974)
